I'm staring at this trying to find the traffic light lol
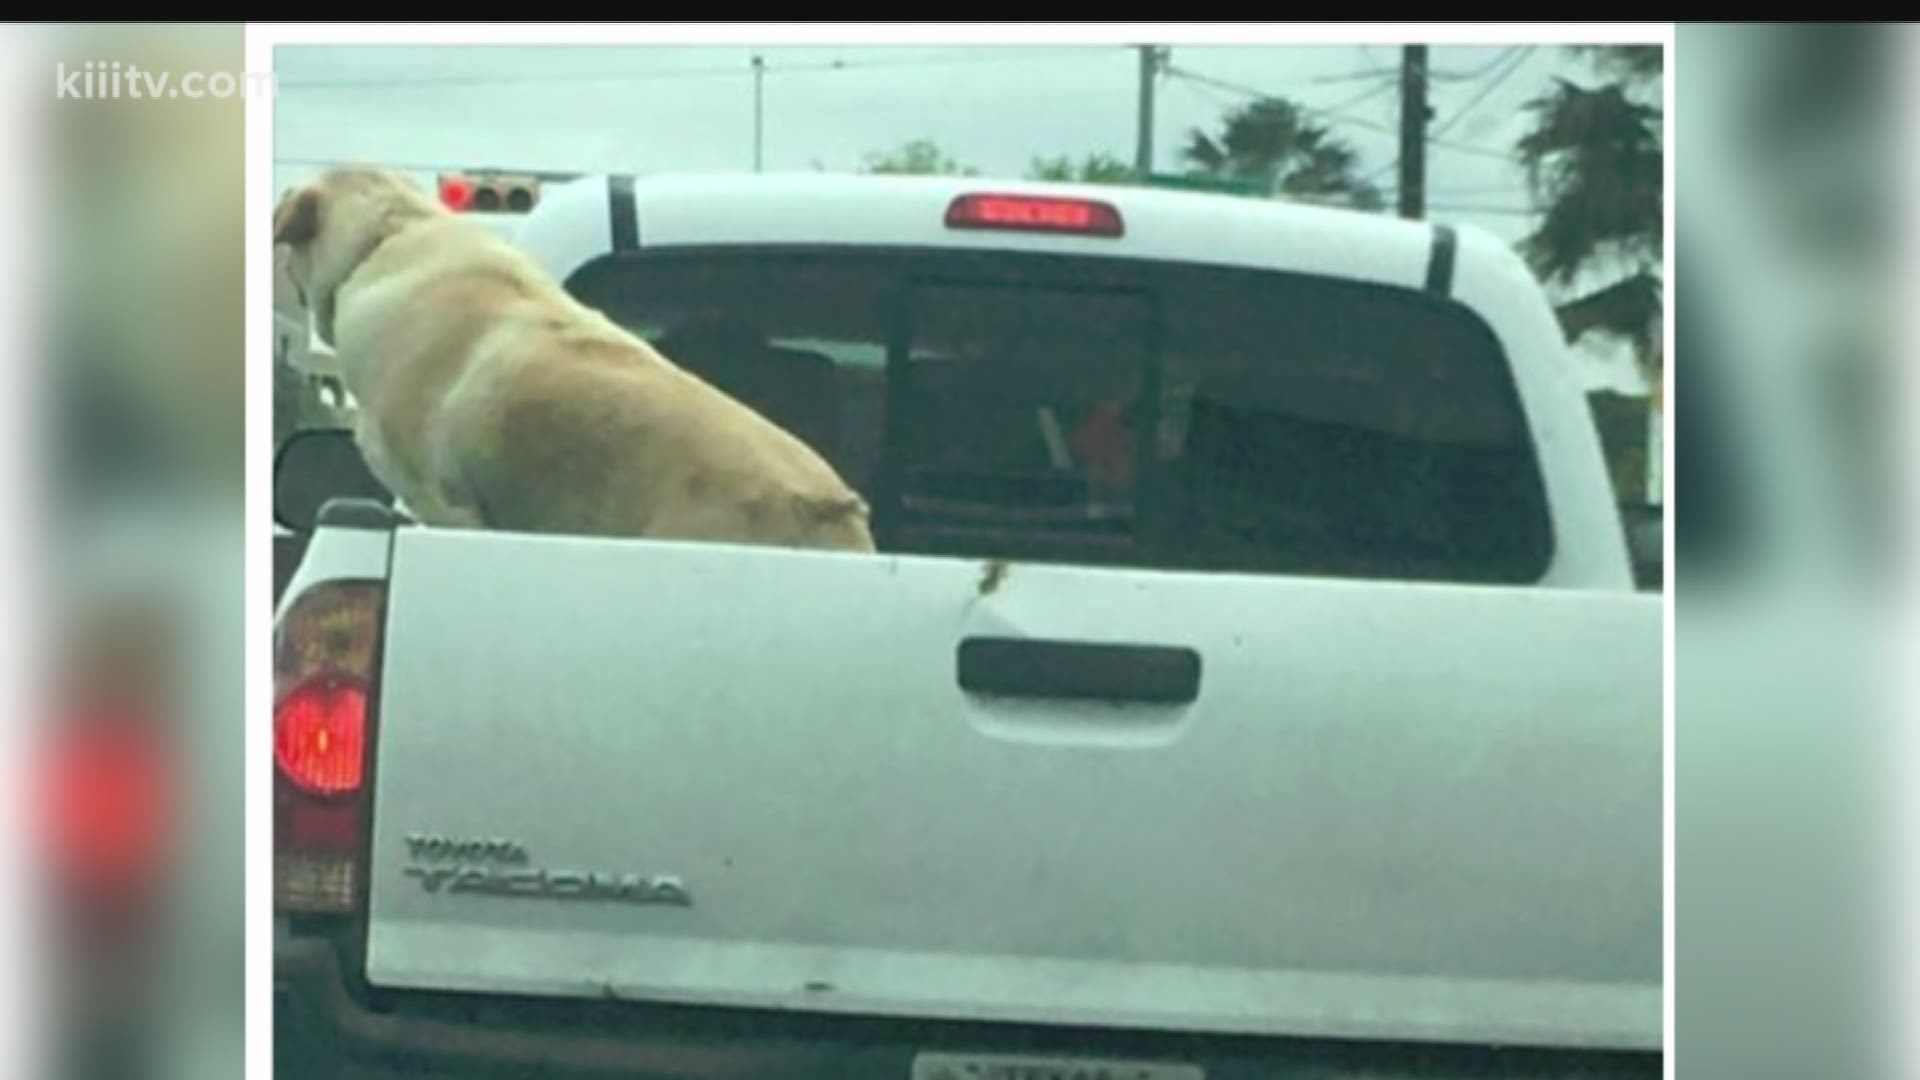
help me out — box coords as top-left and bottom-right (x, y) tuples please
(437, 172), (541, 214)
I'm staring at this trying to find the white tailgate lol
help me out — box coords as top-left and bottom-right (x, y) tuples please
(365, 529), (1661, 1050)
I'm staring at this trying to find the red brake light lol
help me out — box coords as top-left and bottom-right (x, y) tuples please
(275, 580), (383, 913)
(438, 174), (474, 211)
(946, 193), (1124, 238)
(274, 675), (367, 796)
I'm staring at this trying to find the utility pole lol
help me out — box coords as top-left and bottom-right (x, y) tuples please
(752, 54), (766, 173)
(1135, 45), (1164, 179)
(1397, 44), (1429, 220)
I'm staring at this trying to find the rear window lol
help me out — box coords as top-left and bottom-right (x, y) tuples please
(565, 248), (1551, 584)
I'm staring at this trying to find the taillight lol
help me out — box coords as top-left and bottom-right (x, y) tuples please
(274, 675), (366, 796)
(274, 580), (384, 913)
(945, 192), (1124, 238)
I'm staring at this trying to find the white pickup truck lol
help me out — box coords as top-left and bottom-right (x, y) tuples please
(272, 174), (1663, 1079)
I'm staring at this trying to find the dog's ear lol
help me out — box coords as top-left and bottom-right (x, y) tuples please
(273, 186), (321, 247)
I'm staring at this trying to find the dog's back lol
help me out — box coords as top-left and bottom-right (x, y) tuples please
(444, 322), (875, 549)
(337, 213), (875, 550)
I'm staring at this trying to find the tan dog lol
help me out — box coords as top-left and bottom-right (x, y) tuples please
(273, 167), (874, 551)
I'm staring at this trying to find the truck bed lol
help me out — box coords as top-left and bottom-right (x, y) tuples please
(359, 526), (1662, 1051)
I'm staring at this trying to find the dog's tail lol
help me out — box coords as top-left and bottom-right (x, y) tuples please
(800, 491), (876, 552)
(807, 492), (869, 521)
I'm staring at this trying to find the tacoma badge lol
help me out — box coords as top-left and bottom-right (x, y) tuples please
(401, 835), (690, 906)
(404, 866), (691, 906)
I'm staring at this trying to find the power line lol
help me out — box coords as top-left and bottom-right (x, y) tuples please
(279, 63), (746, 90)
(1361, 47), (1537, 187)
(276, 47), (1114, 92)
(1173, 72), (1237, 112)
(1186, 65), (1394, 115)
(1166, 65), (1395, 134)
(1312, 67), (1401, 84)
(1162, 65), (1513, 161)
(1425, 134), (1516, 162)
(1319, 77), (1398, 116)
(1430, 45), (1535, 140)
(783, 47), (1115, 75)
(1447, 45), (1528, 82)
(1163, 70), (1233, 173)
(1314, 49), (1518, 85)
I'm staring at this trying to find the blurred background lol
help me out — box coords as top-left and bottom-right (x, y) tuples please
(28, 21), (243, 1080)
(0, 20), (1912, 1080)
(1672, 22), (1906, 1080)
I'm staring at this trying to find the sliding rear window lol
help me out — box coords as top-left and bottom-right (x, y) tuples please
(565, 248), (1551, 584)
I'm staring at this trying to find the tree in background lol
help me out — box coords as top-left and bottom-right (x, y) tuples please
(1515, 45), (1663, 373)
(863, 138), (979, 177)
(1180, 97), (1385, 210)
(1515, 45), (1664, 511)
(1027, 152), (1134, 185)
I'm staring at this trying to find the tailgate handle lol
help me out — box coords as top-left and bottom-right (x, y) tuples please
(957, 637), (1201, 705)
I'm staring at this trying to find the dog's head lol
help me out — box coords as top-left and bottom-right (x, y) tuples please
(273, 167), (438, 347)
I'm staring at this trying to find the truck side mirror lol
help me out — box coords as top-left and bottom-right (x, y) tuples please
(274, 428), (391, 532)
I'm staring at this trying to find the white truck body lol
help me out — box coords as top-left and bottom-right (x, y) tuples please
(276, 174), (1661, 1068)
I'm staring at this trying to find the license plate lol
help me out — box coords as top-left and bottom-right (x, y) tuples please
(911, 1050), (1203, 1080)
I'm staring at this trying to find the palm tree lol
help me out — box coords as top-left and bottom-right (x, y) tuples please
(1515, 46), (1664, 368)
(1027, 152), (1134, 185)
(1569, 44), (1663, 82)
(1181, 97), (1385, 210)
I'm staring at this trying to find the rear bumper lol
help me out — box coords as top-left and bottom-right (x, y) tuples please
(276, 926), (1663, 1080)
(276, 929), (857, 1079)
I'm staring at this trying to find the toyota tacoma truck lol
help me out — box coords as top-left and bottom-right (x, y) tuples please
(272, 173), (1663, 1079)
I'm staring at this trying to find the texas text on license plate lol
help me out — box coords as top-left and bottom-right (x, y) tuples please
(911, 1050), (1203, 1080)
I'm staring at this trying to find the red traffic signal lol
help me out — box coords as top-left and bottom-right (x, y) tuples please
(438, 172), (540, 213)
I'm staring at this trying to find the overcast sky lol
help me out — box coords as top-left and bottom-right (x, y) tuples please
(272, 42), (1656, 391)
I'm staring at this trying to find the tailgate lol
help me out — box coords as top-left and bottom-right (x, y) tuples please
(364, 529), (1661, 1050)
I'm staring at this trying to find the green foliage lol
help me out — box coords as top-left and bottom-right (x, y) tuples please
(1027, 152), (1134, 184)
(1515, 45), (1664, 374)
(1180, 97), (1384, 210)
(863, 138), (979, 177)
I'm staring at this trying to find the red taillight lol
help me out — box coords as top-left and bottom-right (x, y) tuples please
(439, 174), (474, 211)
(945, 193), (1124, 238)
(274, 675), (367, 797)
(275, 580), (384, 913)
